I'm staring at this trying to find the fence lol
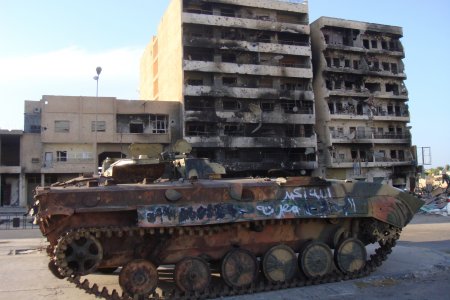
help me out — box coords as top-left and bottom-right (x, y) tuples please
(0, 213), (38, 230)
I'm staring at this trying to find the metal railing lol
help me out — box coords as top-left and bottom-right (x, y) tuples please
(331, 131), (411, 140)
(0, 213), (38, 230)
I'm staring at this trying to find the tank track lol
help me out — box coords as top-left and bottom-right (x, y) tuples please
(52, 220), (401, 300)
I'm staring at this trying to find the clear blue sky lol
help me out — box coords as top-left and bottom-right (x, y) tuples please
(0, 0), (448, 168)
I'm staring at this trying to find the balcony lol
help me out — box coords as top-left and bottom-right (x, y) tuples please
(183, 60), (312, 78)
(324, 43), (404, 58)
(183, 36), (311, 57)
(185, 110), (315, 124)
(330, 131), (411, 144)
(329, 110), (410, 122)
(185, 135), (317, 148)
(185, 85), (314, 100)
(324, 66), (406, 79)
(373, 132), (411, 143)
(327, 89), (408, 100)
(182, 12), (309, 35)
(329, 157), (414, 169)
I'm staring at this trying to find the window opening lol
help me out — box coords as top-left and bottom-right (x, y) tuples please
(55, 120), (70, 133)
(222, 77), (237, 86)
(130, 122), (144, 133)
(56, 151), (67, 162)
(260, 101), (274, 112)
(150, 115), (167, 134)
(363, 39), (370, 49)
(91, 121), (106, 132)
(187, 78), (204, 86)
(222, 53), (237, 63)
(223, 100), (240, 110)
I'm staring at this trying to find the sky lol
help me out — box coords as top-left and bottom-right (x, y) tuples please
(0, 0), (449, 168)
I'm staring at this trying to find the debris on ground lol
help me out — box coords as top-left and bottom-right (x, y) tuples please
(418, 190), (450, 217)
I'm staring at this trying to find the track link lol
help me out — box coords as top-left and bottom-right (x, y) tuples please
(52, 221), (401, 300)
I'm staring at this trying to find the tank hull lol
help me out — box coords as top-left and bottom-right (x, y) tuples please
(33, 176), (423, 298)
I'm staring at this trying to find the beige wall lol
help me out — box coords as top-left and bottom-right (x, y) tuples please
(22, 96), (181, 177)
(140, 0), (183, 102)
(39, 95), (181, 144)
(140, 42), (154, 100)
(21, 133), (41, 173)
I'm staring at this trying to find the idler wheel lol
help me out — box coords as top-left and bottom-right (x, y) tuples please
(119, 259), (158, 297)
(62, 233), (103, 276)
(299, 241), (333, 278)
(334, 238), (367, 273)
(174, 257), (211, 293)
(221, 248), (259, 288)
(262, 244), (298, 283)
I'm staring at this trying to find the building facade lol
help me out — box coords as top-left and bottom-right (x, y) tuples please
(0, 95), (181, 209)
(310, 17), (416, 189)
(140, 0), (318, 176)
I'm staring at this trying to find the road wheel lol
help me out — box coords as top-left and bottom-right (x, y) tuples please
(334, 238), (367, 273)
(174, 257), (211, 293)
(299, 241), (333, 278)
(262, 244), (298, 283)
(221, 248), (259, 288)
(119, 259), (158, 297)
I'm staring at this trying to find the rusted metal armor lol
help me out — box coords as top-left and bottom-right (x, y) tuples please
(32, 157), (423, 299)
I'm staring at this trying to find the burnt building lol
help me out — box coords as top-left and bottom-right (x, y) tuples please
(310, 17), (416, 188)
(140, 0), (317, 176)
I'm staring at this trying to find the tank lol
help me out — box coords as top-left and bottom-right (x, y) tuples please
(32, 156), (423, 299)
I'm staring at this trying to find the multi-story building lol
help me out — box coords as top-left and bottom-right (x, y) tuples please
(310, 17), (416, 189)
(140, 0), (317, 176)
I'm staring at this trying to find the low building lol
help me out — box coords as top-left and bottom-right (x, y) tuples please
(0, 96), (181, 210)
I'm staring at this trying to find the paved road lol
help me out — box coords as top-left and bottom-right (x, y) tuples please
(0, 214), (449, 300)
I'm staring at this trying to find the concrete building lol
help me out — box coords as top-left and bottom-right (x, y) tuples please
(310, 17), (416, 189)
(1, 95), (181, 210)
(140, 0), (317, 176)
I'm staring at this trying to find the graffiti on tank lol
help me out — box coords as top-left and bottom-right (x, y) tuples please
(143, 203), (251, 225)
(138, 186), (363, 226)
(283, 187), (332, 201)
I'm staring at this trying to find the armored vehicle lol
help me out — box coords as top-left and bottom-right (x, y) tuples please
(32, 154), (423, 299)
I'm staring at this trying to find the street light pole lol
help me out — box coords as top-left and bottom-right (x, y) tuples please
(93, 66), (102, 176)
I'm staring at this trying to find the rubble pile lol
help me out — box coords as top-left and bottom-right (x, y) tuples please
(419, 188), (450, 217)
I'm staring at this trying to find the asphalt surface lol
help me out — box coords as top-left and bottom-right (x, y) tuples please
(0, 214), (449, 300)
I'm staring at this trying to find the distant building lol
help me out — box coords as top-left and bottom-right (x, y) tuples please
(310, 17), (416, 188)
(140, 0), (318, 176)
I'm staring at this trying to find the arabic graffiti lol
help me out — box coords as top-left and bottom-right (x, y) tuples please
(138, 187), (366, 226)
(142, 203), (251, 225)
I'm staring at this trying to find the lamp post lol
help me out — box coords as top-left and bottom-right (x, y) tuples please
(93, 66), (102, 175)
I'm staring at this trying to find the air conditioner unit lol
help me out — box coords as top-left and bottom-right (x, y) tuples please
(33, 107), (41, 113)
